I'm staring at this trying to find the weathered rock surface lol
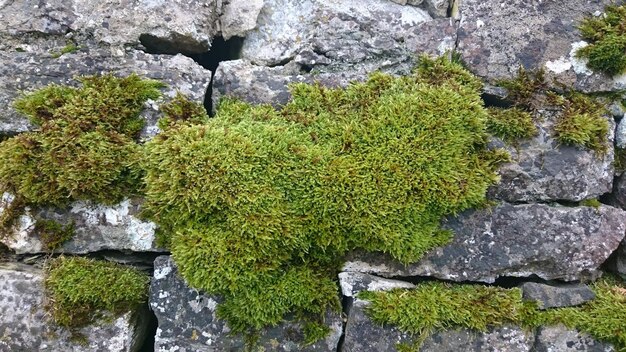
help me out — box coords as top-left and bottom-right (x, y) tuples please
(241, 0), (455, 74)
(457, 0), (626, 92)
(0, 0), (220, 54)
(343, 299), (534, 352)
(338, 272), (415, 297)
(343, 203), (626, 283)
(150, 256), (343, 352)
(0, 50), (210, 137)
(490, 110), (614, 203)
(534, 325), (615, 352)
(219, 0), (264, 40)
(520, 282), (595, 310)
(0, 262), (148, 352)
(0, 195), (161, 254)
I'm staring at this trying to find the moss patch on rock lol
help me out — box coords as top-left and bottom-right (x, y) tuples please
(577, 5), (626, 76)
(34, 219), (75, 251)
(142, 56), (507, 336)
(44, 256), (149, 329)
(486, 107), (537, 142)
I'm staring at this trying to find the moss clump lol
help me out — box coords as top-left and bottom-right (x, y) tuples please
(577, 5), (626, 76)
(35, 219), (75, 251)
(580, 198), (602, 208)
(44, 256), (149, 329)
(142, 56), (507, 336)
(157, 92), (209, 130)
(498, 67), (548, 110)
(486, 107), (537, 142)
(549, 92), (610, 153)
(51, 43), (79, 59)
(0, 74), (163, 206)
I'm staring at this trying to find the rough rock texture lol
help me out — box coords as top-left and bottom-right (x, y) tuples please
(0, 50), (210, 137)
(457, 0), (626, 92)
(343, 299), (534, 352)
(534, 325), (615, 352)
(615, 117), (626, 149)
(520, 282), (595, 310)
(0, 262), (148, 352)
(0, 195), (160, 254)
(612, 173), (626, 210)
(241, 0), (455, 74)
(489, 110), (614, 203)
(608, 238), (626, 279)
(0, 0), (220, 54)
(219, 0), (264, 40)
(338, 272), (415, 297)
(150, 256), (343, 352)
(343, 203), (626, 283)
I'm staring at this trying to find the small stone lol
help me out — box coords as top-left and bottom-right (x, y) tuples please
(520, 282), (595, 310)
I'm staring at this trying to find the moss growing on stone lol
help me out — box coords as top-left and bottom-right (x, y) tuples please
(498, 67), (548, 110)
(157, 92), (209, 130)
(51, 43), (79, 59)
(486, 107), (537, 142)
(35, 219), (75, 251)
(142, 56), (507, 336)
(577, 5), (626, 76)
(44, 256), (149, 329)
(580, 198), (602, 208)
(0, 74), (163, 206)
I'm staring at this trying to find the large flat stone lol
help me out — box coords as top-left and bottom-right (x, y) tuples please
(344, 203), (626, 283)
(520, 282), (595, 310)
(149, 256), (343, 352)
(0, 262), (148, 351)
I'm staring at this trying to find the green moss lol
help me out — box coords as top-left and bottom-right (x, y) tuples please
(51, 43), (79, 59)
(44, 256), (149, 329)
(0, 74), (164, 206)
(577, 5), (626, 76)
(549, 92), (610, 153)
(498, 67), (548, 110)
(580, 198), (602, 208)
(142, 56), (507, 337)
(34, 219), (75, 251)
(303, 321), (332, 345)
(486, 107), (537, 142)
(0, 195), (25, 240)
(157, 92), (209, 130)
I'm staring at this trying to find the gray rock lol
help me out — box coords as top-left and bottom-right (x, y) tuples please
(607, 238), (626, 279)
(456, 0), (626, 92)
(343, 299), (534, 352)
(423, 0), (449, 18)
(490, 110), (614, 203)
(0, 50), (210, 137)
(533, 325), (615, 352)
(241, 0), (455, 74)
(0, 195), (161, 254)
(520, 282), (595, 310)
(0, 262), (148, 352)
(150, 256), (343, 352)
(338, 272), (415, 297)
(219, 0), (264, 40)
(343, 203), (626, 283)
(616, 118), (626, 149)
(0, 0), (220, 54)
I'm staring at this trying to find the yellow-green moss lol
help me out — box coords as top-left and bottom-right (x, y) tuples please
(580, 198), (602, 208)
(34, 219), (75, 251)
(44, 256), (149, 329)
(577, 5), (626, 76)
(498, 67), (548, 110)
(142, 56), (508, 337)
(486, 107), (538, 142)
(51, 43), (79, 59)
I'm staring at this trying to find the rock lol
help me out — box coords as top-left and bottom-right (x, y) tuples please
(616, 118), (626, 149)
(520, 282), (595, 310)
(607, 239), (626, 280)
(423, 0), (449, 18)
(338, 272), (415, 298)
(343, 203), (626, 283)
(0, 195), (162, 254)
(533, 325), (615, 352)
(241, 0), (455, 74)
(0, 262), (149, 352)
(0, 50), (210, 137)
(149, 256), (343, 352)
(490, 110), (614, 203)
(0, 0), (220, 54)
(343, 299), (534, 352)
(219, 0), (264, 40)
(456, 0), (626, 92)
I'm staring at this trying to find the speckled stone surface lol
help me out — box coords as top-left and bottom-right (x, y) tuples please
(520, 282), (595, 310)
(533, 325), (615, 352)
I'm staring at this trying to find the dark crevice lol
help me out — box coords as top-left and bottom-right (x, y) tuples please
(139, 35), (244, 116)
(336, 295), (352, 352)
(138, 305), (158, 352)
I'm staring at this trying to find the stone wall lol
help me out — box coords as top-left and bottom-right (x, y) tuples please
(1, 0), (626, 351)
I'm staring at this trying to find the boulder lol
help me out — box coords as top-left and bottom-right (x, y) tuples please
(456, 0), (625, 92)
(520, 282), (595, 310)
(0, 194), (161, 254)
(343, 203), (626, 283)
(490, 110), (615, 203)
(0, 262), (149, 352)
(343, 299), (534, 352)
(533, 325), (615, 352)
(149, 256), (343, 352)
(0, 50), (210, 137)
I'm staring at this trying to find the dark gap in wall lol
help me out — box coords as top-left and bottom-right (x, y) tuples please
(336, 296), (352, 352)
(372, 273), (572, 289)
(138, 306), (158, 352)
(599, 191), (616, 206)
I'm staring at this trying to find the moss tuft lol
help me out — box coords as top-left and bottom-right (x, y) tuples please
(44, 256), (149, 329)
(580, 198), (602, 208)
(157, 92), (209, 130)
(303, 321), (332, 345)
(142, 56), (507, 337)
(51, 43), (80, 59)
(34, 219), (75, 251)
(498, 67), (548, 110)
(577, 5), (626, 76)
(0, 74), (164, 206)
(486, 107), (537, 142)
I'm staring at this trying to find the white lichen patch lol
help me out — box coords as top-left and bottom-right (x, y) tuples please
(545, 57), (572, 74)
(570, 41), (593, 76)
(153, 265), (172, 280)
